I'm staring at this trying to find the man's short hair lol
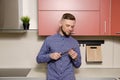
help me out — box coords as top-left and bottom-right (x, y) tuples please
(62, 13), (76, 20)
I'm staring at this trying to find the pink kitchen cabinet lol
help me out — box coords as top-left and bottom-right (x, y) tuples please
(38, 0), (111, 36)
(111, 0), (120, 36)
(100, 0), (111, 35)
(38, 0), (99, 10)
(38, 11), (99, 36)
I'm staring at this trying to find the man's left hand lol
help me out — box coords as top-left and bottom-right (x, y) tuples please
(68, 49), (78, 60)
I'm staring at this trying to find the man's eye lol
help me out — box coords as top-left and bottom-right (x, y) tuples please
(66, 25), (70, 27)
(71, 26), (74, 28)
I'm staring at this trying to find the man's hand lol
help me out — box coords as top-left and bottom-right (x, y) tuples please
(68, 49), (78, 60)
(50, 52), (61, 60)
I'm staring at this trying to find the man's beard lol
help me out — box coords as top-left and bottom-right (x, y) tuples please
(61, 27), (70, 37)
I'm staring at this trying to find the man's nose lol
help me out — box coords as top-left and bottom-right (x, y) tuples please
(69, 26), (73, 31)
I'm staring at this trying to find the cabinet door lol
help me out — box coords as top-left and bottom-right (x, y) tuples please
(38, 11), (99, 36)
(111, 0), (120, 35)
(100, 0), (111, 35)
(38, 0), (100, 10)
(38, 0), (108, 36)
(74, 11), (100, 36)
(38, 11), (60, 36)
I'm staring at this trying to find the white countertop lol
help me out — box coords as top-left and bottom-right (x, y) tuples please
(0, 68), (120, 80)
(27, 68), (120, 78)
(0, 77), (118, 80)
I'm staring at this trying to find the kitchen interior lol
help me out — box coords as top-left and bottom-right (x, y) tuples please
(0, 0), (120, 80)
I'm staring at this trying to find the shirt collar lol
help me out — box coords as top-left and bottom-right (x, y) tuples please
(57, 33), (70, 38)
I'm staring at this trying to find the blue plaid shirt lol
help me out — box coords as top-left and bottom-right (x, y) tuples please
(37, 33), (81, 80)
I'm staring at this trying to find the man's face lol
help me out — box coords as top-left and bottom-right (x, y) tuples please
(61, 19), (76, 36)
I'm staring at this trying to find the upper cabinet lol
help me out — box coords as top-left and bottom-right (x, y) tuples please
(38, 0), (111, 36)
(100, 0), (111, 35)
(38, 0), (99, 10)
(38, 11), (100, 36)
(111, 0), (120, 36)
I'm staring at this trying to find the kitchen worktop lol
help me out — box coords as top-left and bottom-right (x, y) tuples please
(0, 68), (120, 80)
(27, 68), (120, 78)
(0, 77), (118, 80)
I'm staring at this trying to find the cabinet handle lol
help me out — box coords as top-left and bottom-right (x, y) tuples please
(116, 32), (120, 34)
(104, 21), (107, 33)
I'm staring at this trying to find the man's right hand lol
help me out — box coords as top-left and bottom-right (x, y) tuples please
(49, 52), (61, 60)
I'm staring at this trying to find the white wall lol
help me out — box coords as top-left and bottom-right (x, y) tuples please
(22, 0), (38, 29)
(0, 0), (38, 68)
(80, 37), (114, 68)
(0, 31), (120, 68)
(0, 0), (120, 69)
(0, 31), (43, 68)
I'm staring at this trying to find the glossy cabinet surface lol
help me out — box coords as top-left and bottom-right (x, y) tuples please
(38, 0), (99, 10)
(100, 0), (111, 35)
(38, 11), (99, 36)
(111, 0), (120, 35)
(38, 0), (111, 36)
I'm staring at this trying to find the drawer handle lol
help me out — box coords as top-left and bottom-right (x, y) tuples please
(90, 47), (97, 49)
(104, 21), (107, 33)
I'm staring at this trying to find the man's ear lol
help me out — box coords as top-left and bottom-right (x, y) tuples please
(58, 20), (62, 27)
(58, 21), (62, 27)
